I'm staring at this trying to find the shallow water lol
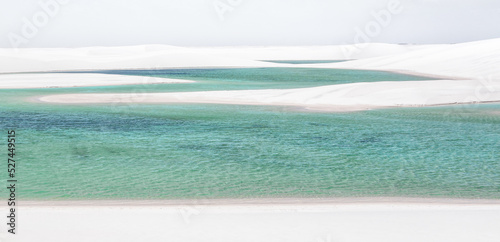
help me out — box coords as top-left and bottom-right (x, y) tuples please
(0, 68), (498, 200)
(62, 67), (433, 92)
(260, 60), (347, 64)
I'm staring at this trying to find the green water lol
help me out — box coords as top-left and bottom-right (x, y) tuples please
(62, 67), (433, 92)
(0, 68), (499, 200)
(261, 60), (347, 64)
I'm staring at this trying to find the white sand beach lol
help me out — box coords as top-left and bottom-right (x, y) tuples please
(318, 38), (500, 80)
(37, 79), (500, 111)
(0, 73), (193, 89)
(3, 199), (500, 242)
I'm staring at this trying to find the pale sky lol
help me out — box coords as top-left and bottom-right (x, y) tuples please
(1, 0), (500, 47)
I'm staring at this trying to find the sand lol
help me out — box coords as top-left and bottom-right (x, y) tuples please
(189, 43), (438, 61)
(0, 73), (194, 89)
(0, 43), (437, 74)
(0, 45), (281, 74)
(37, 79), (500, 111)
(314, 38), (500, 80)
(2, 199), (499, 242)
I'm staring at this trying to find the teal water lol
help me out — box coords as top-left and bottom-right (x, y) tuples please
(261, 60), (347, 64)
(63, 68), (433, 92)
(0, 68), (499, 200)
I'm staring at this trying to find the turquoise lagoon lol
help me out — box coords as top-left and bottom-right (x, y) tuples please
(260, 60), (347, 64)
(0, 68), (499, 200)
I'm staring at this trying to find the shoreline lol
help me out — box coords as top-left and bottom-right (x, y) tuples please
(0, 73), (195, 89)
(0, 65), (293, 75)
(11, 197), (500, 207)
(294, 64), (469, 81)
(361, 68), (468, 81)
(33, 79), (500, 112)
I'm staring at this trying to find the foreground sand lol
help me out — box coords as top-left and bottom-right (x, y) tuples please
(2, 198), (499, 242)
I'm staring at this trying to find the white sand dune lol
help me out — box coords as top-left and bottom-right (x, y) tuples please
(30, 38), (500, 110)
(319, 38), (500, 80)
(38, 79), (500, 110)
(0, 45), (281, 73)
(4, 200), (500, 242)
(191, 43), (437, 61)
(0, 73), (193, 89)
(0, 43), (435, 74)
